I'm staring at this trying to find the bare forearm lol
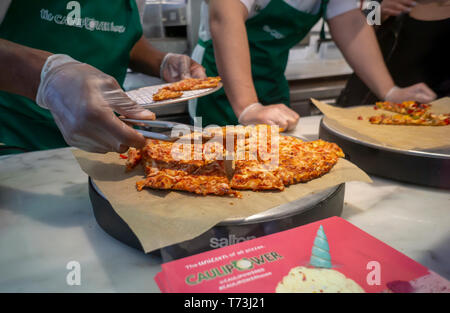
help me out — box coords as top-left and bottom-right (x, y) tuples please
(328, 9), (394, 99)
(129, 36), (166, 77)
(209, 0), (258, 117)
(0, 39), (51, 100)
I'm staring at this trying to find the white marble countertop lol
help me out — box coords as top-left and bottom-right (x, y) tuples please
(0, 116), (449, 292)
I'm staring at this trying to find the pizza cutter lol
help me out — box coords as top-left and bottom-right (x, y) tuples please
(120, 118), (198, 142)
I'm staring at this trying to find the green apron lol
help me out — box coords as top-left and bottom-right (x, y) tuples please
(0, 0), (142, 155)
(195, 0), (329, 127)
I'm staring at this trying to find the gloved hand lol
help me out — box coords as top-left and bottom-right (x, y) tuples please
(160, 53), (206, 82)
(384, 83), (437, 104)
(36, 54), (155, 153)
(237, 102), (300, 131)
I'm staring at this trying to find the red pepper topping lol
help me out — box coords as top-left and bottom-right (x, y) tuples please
(357, 116), (363, 120)
(119, 154), (128, 159)
(373, 106), (379, 110)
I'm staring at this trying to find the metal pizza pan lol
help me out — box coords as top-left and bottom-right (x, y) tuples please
(89, 177), (344, 261)
(319, 116), (450, 189)
(88, 132), (345, 260)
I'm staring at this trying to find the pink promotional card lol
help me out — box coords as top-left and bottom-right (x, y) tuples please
(155, 217), (449, 293)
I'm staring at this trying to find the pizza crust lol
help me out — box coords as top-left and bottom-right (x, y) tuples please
(152, 77), (221, 101)
(127, 126), (345, 197)
(368, 101), (450, 126)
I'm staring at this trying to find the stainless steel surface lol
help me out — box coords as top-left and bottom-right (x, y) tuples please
(141, 1), (189, 54)
(289, 78), (347, 101)
(160, 1), (187, 26)
(126, 82), (223, 108)
(322, 116), (450, 158)
(123, 72), (163, 91)
(141, 0), (187, 35)
(147, 37), (188, 54)
(289, 75), (349, 116)
(141, 1), (165, 38)
(186, 0), (202, 53)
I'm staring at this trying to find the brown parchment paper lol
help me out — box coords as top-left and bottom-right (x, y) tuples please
(311, 98), (450, 151)
(73, 149), (371, 253)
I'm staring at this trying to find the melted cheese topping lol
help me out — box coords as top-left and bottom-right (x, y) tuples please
(127, 126), (345, 197)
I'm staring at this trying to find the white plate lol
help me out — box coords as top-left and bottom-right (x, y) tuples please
(126, 82), (223, 108)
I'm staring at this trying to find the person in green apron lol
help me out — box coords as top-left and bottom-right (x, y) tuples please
(190, 0), (437, 129)
(0, 0), (205, 155)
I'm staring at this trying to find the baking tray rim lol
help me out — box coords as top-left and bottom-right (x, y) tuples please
(321, 116), (450, 159)
(90, 178), (341, 227)
(89, 131), (343, 227)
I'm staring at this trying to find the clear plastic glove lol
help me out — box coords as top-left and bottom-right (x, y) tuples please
(36, 54), (155, 153)
(238, 102), (300, 131)
(384, 83), (437, 104)
(160, 53), (206, 82)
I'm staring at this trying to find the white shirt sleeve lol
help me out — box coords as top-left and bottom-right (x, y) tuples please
(326, 0), (358, 20)
(199, 0), (358, 41)
(242, 1), (358, 20)
(239, 0), (255, 14)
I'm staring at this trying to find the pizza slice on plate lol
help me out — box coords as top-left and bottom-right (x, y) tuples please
(152, 88), (183, 101)
(152, 76), (221, 101)
(161, 77), (221, 92)
(190, 77), (222, 90)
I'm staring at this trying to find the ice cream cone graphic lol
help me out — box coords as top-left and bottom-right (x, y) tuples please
(309, 225), (332, 269)
(275, 225), (365, 293)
